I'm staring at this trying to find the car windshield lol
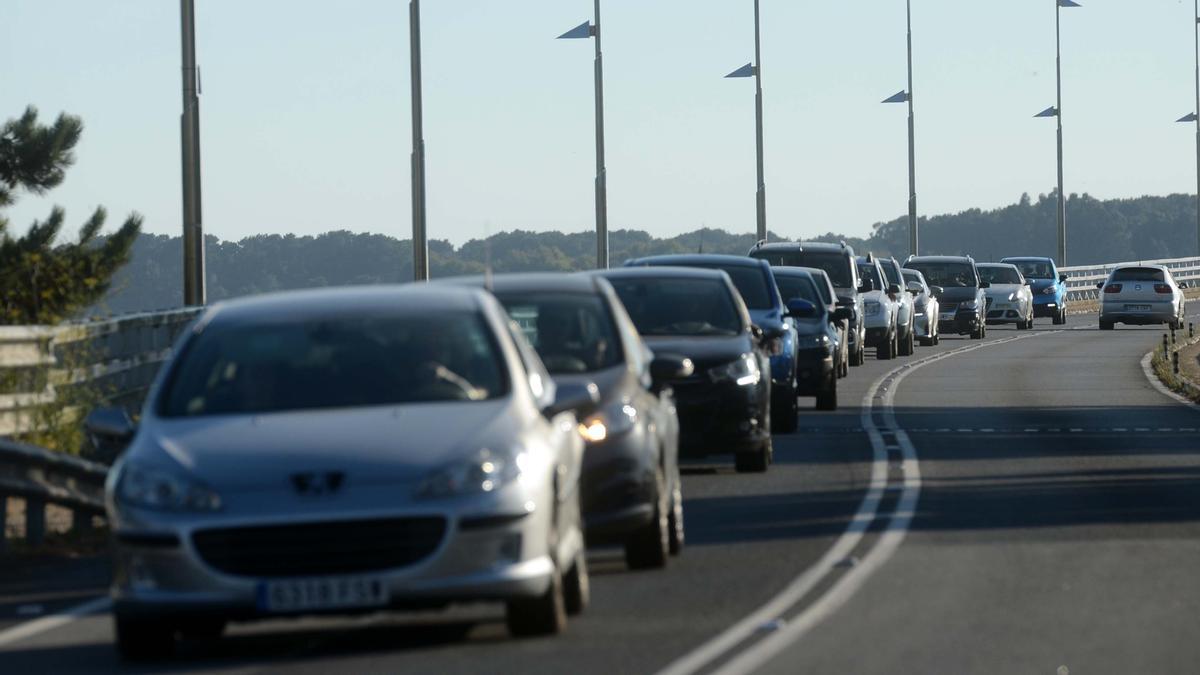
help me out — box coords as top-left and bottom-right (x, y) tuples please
(752, 251), (853, 288)
(880, 261), (903, 286)
(902, 269), (927, 292)
(906, 262), (978, 288)
(978, 266), (1023, 285)
(773, 274), (825, 310)
(607, 277), (743, 336)
(683, 264), (772, 310)
(160, 314), (507, 417)
(496, 292), (623, 375)
(1111, 267), (1166, 283)
(803, 270), (835, 304)
(857, 262), (884, 290)
(1009, 260), (1054, 279)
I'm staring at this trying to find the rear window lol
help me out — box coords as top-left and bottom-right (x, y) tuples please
(160, 314), (508, 417)
(752, 250), (854, 289)
(773, 274), (825, 309)
(905, 262), (978, 288)
(607, 276), (743, 337)
(1110, 267), (1166, 283)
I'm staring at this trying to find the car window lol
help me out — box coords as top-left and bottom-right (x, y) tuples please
(773, 275), (826, 310)
(496, 292), (624, 375)
(978, 266), (1023, 285)
(607, 277), (743, 337)
(807, 271), (835, 304)
(752, 251), (853, 288)
(857, 262), (884, 290)
(1110, 267), (1166, 283)
(880, 261), (903, 286)
(685, 264), (772, 310)
(906, 262), (977, 288)
(160, 313), (508, 417)
(901, 269), (928, 293)
(1009, 260), (1054, 279)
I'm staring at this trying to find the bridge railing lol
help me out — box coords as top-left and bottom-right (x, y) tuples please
(1060, 256), (1200, 303)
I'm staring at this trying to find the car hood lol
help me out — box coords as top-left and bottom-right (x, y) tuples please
(936, 286), (981, 304)
(644, 334), (751, 370)
(747, 308), (785, 333)
(984, 284), (1025, 299)
(137, 401), (516, 491)
(1029, 278), (1058, 293)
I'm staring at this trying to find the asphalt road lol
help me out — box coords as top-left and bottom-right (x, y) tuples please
(2, 310), (1197, 674)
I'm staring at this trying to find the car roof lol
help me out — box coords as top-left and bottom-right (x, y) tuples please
(438, 272), (602, 295)
(976, 262), (1019, 270)
(201, 284), (487, 328)
(768, 266), (817, 279)
(1001, 256), (1053, 262)
(595, 266), (731, 281)
(626, 253), (766, 269)
(906, 255), (973, 264)
(1112, 263), (1169, 272)
(752, 241), (850, 253)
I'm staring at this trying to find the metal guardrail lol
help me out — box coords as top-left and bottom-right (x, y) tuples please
(1061, 256), (1200, 303)
(0, 436), (108, 550)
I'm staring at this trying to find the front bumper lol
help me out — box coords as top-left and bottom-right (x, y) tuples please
(912, 312), (933, 338)
(579, 431), (658, 544)
(672, 377), (769, 457)
(985, 301), (1024, 324)
(1032, 295), (1063, 317)
(937, 309), (981, 335)
(794, 349), (835, 395)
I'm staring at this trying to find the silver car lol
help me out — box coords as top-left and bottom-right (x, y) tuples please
(857, 256), (901, 360)
(977, 263), (1035, 329)
(91, 285), (593, 659)
(901, 268), (940, 346)
(879, 257), (916, 355)
(1098, 264), (1188, 329)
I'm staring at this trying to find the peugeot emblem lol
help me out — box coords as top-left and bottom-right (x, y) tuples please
(290, 471), (345, 496)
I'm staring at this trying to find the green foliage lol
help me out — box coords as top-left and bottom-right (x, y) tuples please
(0, 106), (142, 325)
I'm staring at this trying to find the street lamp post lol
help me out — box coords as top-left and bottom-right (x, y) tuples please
(1179, 1), (1200, 256)
(410, 0), (429, 281)
(1036, 0), (1080, 266)
(558, 1), (609, 270)
(726, 0), (767, 242)
(883, 0), (918, 257)
(180, 0), (205, 305)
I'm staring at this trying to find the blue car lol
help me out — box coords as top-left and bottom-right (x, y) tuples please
(1000, 256), (1069, 325)
(623, 254), (801, 433)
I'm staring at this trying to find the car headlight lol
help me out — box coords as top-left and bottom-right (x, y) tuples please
(116, 462), (222, 512)
(864, 302), (882, 316)
(959, 300), (979, 310)
(709, 353), (761, 387)
(578, 403), (638, 443)
(795, 334), (830, 350)
(417, 448), (523, 499)
(1041, 286), (1056, 295)
(1007, 292), (1017, 302)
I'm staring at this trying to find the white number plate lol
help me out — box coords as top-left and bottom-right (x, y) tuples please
(1125, 304), (1151, 311)
(939, 313), (955, 321)
(258, 576), (388, 613)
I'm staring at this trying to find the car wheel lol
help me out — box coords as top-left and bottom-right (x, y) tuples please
(177, 618), (226, 642)
(115, 615), (176, 661)
(816, 374), (838, 411)
(735, 442), (770, 473)
(772, 381), (799, 434)
(668, 475), (684, 555)
(1099, 319), (1114, 330)
(507, 515), (568, 636)
(971, 324), (983, 340)
(899, 328), (914, 356)
(563, 547), (590, 615)
(624, 468), (669, 570)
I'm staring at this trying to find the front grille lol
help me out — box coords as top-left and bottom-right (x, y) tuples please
(193, 517), (446, 577)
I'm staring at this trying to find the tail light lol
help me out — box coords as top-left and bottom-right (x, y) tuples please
(1103, 284), (1122, 294)
(1154, 283), (1172, 294)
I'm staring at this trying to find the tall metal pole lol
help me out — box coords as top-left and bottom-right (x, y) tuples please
(753, 0), (767, 241)
(410, 0), (428, 281)
(180, 0), (205, 306)
(905, 0), (918, 257)
(593, 0), (609, 269)
(1055, 0), (1067, 266)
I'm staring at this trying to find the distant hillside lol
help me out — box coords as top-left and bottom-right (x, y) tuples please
(93, 191), (1196, 315)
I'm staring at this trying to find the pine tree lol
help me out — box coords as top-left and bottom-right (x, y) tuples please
(0, 106), (142, 324)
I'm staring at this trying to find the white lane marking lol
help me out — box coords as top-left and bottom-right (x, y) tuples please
(1140, 350), (1200, 414)
(0, 597), (110, 648)
(659, 331), (1055, 675)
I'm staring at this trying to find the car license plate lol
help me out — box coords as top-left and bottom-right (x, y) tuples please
(258, 575), (388, 613)
(1125, 304), (1151, 311)
(939, 313), (955, 321)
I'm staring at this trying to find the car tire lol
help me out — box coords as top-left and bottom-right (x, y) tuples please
(816, 374), (837, 411)
(735, 442), (770, 473)
(668, 475), (685, 555)
(624, 468), (669, 570)
(772, 382), (799, 434)
(899, 328), (914, 356)
(115, 615), (176, 661)
(177, 618), (226, 642)
(563, 548), (590, 615)
(971, 324), (984, 339)
(507, 519), (568, 636)
(1099, 319), (1114, 330)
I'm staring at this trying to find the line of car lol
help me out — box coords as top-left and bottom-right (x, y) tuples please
(83, 243), (1078, 660)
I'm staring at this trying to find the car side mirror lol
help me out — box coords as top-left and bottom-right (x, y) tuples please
(887, 283), (902, 295)
(1024, 279), (1033, 285)
(786, 298), (818, 318)
(543, 381), (600, 418)
(857, 278), (875, 293)
(1179, 282), (1188, 290)
(1095, 281), (1104, 289)
(906, 281), (923, 295)
(930, 285), (944, 297)
(1059, 274), (1068, 283)
(832, 306), (854, 322)
(84, 407), (137, 458)
(649, 354), (694, 389)
(979, 281), (991, 289)
(749, 324), (764, 341)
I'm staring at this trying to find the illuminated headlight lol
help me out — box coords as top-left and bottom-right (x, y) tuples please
(864, 302), (882, 317)
(795, 334), (830, 350)
(710, 353), (761, 387)
(959, 300), (979, 310)
(116, 462), (222, 512)
(578, 403), (638, 444)
(1007, 292), (1017, 302)
(1041, 286), (1057, 295)
(417, 448), (523, 498)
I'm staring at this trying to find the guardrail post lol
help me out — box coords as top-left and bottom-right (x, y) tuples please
(1171, 325), (1177, 345)
(1164, 334), (1170, 353)
(1174, 351), (1181, 375)
(0, 494), (8, 553)
(1191, 322), (1195, 339)
(24, 496), (46, 546)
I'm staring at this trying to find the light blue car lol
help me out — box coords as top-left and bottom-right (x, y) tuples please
(1001, 257), (1069, 325)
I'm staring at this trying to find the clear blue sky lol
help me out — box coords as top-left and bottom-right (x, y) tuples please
(1, 1), (1196, 246)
